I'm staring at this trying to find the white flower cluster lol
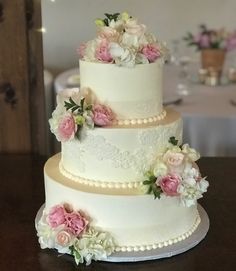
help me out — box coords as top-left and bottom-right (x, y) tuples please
(149, 140), (209, 207)
(72, 228), (115, 265)
(36, 207), (116, 266)
(178, 163), (209, 207)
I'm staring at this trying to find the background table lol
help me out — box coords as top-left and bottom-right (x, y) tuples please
(163, 64), (236, 157)
(0, 154), (236, 270)
(54, 66), (236, 157)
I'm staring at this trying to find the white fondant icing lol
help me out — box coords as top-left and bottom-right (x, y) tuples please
(79, 60), (163, 120)
(61, 111), (183, 184)
(44, 156), (201, 250)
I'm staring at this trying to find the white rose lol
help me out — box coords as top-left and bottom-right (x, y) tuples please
(48, 104), (66, 140)
(181, 144), (200, 162)
(125, 18), (146, 37)
(56, 88), (80, 105)
(83, 39), (98, 62)
(163, 150), (185, 167)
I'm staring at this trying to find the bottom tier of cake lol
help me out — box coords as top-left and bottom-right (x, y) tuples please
(42, 154), (201, 252)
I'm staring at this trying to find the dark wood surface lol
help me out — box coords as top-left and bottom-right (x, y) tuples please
(0, 155), (235, 270)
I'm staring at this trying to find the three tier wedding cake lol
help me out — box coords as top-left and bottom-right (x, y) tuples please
(36, 12), (209, 266)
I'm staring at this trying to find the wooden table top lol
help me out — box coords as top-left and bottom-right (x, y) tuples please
(0, 154), (236, 270)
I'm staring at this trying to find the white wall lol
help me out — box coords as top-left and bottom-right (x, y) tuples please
(42, 0), (236, 73)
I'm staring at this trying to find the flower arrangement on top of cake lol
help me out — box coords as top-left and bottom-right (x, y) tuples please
(78, 12), (169, 67)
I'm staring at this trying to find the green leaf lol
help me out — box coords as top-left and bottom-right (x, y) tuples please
(152, 185), (162, 199)
(86, 104), (93, 111)
(80, 97), (85, 111)
(147, 185), (153, 194)
(75, 127), (81, 140)
(70, 246), (82, 266)
(64, 97), (80, 112)
(169, 136), (178, 146)
(143, 180), (152, 185)
(104, 13), (112, 20)
(149, 175), (157, 183)
(103, 18), (109, 26)
(113, 13), (120, 21)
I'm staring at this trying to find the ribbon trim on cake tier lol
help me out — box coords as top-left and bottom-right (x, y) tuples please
(59, 162), (143, 189)
(114, 110), (166, 126)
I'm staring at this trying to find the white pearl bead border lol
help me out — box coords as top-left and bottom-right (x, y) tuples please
(114, 212), (201, 252)
(114, 110), (166, 126)
(59, 162), (142, 189)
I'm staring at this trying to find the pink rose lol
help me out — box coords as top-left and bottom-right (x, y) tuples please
(95, 39), (113, 63)
(64, 211), (88, 236)
(141, 44), (161, 63)
(92, 104), (114, 126)
(55, 230), (74, 246)
(48, 205), (66, 228)
(158, 174), (181, 196)
(58, 113), (77, 142)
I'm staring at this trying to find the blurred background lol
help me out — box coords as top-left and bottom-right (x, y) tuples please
(1, 0), (236, 156)
(42, 0), (236, 73)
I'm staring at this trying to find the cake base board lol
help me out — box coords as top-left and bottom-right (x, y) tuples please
(35, 204), (209, 263)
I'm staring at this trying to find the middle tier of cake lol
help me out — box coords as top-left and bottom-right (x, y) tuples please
(60, 108), (182, 188)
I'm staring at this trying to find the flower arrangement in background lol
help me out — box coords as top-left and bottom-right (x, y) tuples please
(143, 137), (209, 207)
(49, 88), (115, 142)
(184, 24), (236, 51)
(78, 12), (169, 67)
(36, 204), (115, 265)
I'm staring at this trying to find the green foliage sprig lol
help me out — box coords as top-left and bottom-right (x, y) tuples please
(103, 13), (120, 26)
(143, 171), (162, 199)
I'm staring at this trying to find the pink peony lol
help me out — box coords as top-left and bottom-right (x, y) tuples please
(48, 205), (66, 228)
(158, 174), (181, 196)
(95, 39), (113, 63)
(92, 104), (114, 126)
(64, 211), (88, 236)
(141, 44), (161, 63)
(58, 113), (77, 142)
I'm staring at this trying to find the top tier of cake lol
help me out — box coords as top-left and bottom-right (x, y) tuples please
(78, 12), (168, 121)
(79, 60), (163, 120)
